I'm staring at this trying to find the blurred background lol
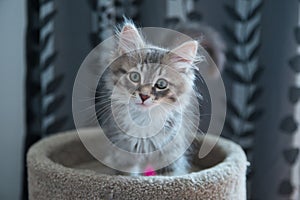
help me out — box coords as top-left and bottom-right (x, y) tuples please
(1, 0), (300, 199)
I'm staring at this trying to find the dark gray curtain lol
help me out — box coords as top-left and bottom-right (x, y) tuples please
(253, 1), (299, 199)
(24, 0), (300, 199)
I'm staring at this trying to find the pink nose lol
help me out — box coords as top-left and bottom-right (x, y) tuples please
(139, 94), (150, 102)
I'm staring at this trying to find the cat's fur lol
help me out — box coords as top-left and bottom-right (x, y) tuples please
(97, 20), (202, 176)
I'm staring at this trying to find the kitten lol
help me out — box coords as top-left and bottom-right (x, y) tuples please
(97, 20), (202, 176)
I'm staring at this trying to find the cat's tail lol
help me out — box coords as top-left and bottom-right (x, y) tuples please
(175, 23), (226, 76)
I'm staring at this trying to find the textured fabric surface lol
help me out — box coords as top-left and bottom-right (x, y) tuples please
(27, 128), (247, 200)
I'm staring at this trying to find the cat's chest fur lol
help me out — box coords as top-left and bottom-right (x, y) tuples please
(105, 102), (183, 153)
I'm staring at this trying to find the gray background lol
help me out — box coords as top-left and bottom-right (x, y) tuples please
(0, 0), (25, 199)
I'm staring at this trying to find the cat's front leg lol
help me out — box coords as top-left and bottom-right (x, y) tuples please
(168, 155), (190, 176)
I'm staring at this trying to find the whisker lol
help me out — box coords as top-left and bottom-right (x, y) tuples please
(78, 95), (111, 102)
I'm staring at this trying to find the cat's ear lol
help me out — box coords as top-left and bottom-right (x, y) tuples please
(168, 41), (198, 65)
(118, 23), (144, 55)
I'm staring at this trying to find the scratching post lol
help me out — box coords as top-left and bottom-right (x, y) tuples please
(27, 128), (247, 200)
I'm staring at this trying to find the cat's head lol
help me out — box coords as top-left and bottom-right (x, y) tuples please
(107, 21), (199, 111)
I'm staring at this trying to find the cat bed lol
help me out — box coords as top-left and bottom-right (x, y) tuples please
(27, 128), (247, 200)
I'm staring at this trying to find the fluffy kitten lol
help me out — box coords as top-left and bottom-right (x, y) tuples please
(97, 20), (202, 176)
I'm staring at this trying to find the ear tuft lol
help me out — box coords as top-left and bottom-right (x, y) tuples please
(118, 22), (144, 55)
(169, 41), (198, 64)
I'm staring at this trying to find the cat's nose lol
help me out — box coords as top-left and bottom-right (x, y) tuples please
(139, 93), (150, 102)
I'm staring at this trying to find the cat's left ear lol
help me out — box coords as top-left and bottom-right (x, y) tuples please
(168, 41), (198, 65)
(118, 23), (144, 55)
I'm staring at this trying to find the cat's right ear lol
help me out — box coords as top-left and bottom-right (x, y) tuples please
(117, 23), (144, 55)
(166, 41), (199, 73)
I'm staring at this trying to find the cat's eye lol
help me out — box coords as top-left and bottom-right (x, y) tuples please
(129, 72), (140, 82)
(155, 79), (168, 89)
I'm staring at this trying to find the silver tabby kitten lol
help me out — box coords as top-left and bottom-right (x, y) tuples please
(98, 20), (201, 176)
